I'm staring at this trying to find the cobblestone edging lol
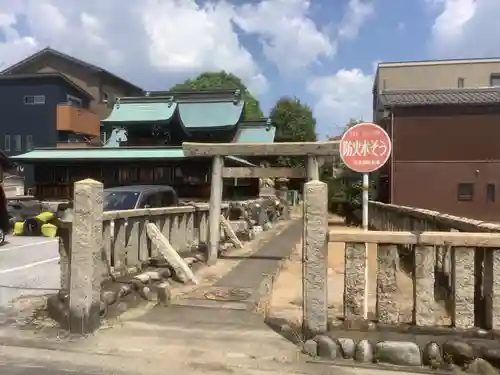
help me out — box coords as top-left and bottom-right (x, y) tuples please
(302, 335), (500, 374)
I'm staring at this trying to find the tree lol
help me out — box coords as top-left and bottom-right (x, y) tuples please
(271, 97), (317, 143)
(269, 97), (317, 167)
(170, 71), (263, 121)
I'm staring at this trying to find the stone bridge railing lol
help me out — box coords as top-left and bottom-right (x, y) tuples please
(368, 201), (500, 233)
(302, 185), (500, 334)
(51, 179), (289, 334)
(367, 200), (500, 330)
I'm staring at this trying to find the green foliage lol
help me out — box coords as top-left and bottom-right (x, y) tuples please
(170, 71), (263, 121)
(269, 97), (317, 167)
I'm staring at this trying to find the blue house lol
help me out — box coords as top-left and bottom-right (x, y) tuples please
(0, 73), (98, 188)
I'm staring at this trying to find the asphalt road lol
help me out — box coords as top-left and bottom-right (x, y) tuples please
(0, 235), (59, 312)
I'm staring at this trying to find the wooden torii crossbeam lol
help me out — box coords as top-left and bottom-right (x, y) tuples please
(182, 141), (340, 157)
(181, 141), (340, 265)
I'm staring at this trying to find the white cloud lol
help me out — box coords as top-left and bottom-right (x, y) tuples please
(0, 0), (270, 94)
(140, 0), (268, 94)
(0, 0), (344, 94)
(308, 68), (373, 138)
(427, 0), (500, 58)
(0, 10), (38, 69)
(338, 0), (374, 41)
(232, 0), (334, 73)
(0, 0), (376, 130)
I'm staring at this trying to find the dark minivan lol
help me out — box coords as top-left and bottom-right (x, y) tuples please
(103, 185), (179, 211)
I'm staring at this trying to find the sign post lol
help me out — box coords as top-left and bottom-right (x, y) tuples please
(339, 122), (392, 231)
(339, 122), (392, 319)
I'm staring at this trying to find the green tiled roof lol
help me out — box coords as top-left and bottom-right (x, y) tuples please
(10, 147), (254, 166)
(102, 96), (176, 123)
(234, 120), (275, 143)
(103, 90), (244, 129)
(178, 102), (243, 129)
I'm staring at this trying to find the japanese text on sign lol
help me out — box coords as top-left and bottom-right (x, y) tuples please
(341, 139), (389, 158)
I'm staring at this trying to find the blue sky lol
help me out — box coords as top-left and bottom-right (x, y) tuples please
(0, 0), (496, 138)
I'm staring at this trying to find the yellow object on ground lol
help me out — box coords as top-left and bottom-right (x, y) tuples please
(36, 211), (55, 223)
(41, 223), (58, 238)
(13, 222), (24, 236)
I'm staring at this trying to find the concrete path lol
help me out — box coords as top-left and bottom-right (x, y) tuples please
(172, 219), (303, 311)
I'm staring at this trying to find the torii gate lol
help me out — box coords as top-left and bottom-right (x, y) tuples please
(182, 141), (340, 264)
(182, 141), (340, 334)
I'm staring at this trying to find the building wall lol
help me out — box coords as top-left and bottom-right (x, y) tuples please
(0, 78), (59, 156)
(0, 77), (92, 189)
(393, 106), (500, 161)
(393, 161), (500, 221)
(376, 60), (500, 92)
(390, 106), (500, 221)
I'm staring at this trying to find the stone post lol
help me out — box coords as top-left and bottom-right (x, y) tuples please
(307, 156), (319, 181)
(69, 179), (103, 334)
(302, 180), (328, 336)
(452, 246), (475, 329)
(208, 156), (224, 265)
(58, 224), (71, 291)
(483, 249), (500, 330)
(413, 245), (437, 326)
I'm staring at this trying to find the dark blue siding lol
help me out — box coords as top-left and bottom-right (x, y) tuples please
(0, 76), (89, 189)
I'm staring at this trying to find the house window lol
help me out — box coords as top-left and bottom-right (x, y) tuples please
(101, 132), (107, 145)
(24, 95), (46, 105)
(66, 94), (82, 107)
(107, 93), (114, 108)
(457, 183), (474, 201)
(487, 183), (496, 203)
(13, 135), (22, 151)
(457, 77), (464, 88)
(4, 135), (10, 151)
(490, 74), (500, 87)
(25, 135), (33, 151)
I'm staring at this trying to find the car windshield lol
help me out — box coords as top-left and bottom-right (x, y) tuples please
(103, 191), (140, 211)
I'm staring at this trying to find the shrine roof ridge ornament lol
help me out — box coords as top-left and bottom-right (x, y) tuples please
(237, 118), (272, 128)
(116, 95), (175, 105)
(145, 88), (242, 104)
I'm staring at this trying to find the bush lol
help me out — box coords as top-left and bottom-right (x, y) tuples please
(324, 164), (376, 227)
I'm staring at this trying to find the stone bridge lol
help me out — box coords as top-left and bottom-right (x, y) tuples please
(34, 140), (500, 373)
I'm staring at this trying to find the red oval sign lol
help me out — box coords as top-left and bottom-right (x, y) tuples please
(339, 122), (392, 173)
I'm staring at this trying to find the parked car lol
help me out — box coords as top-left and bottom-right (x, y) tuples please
(56, 185), (180, 224)
(0, 185), (9, 245)
(103, 185), (179, 211)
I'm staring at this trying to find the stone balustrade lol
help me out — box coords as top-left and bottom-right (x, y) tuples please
(302, 185), (500, 332)
(366, 200), (500, 332)
(50, 179), (290, 334)
(329, 230), (500, 330)
(368, 201), (500, 233)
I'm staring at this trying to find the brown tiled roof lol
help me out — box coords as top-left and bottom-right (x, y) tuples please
(0, 72), (93, 100)
(1, 47), (143, 93)
(379, 88), (500, 107)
